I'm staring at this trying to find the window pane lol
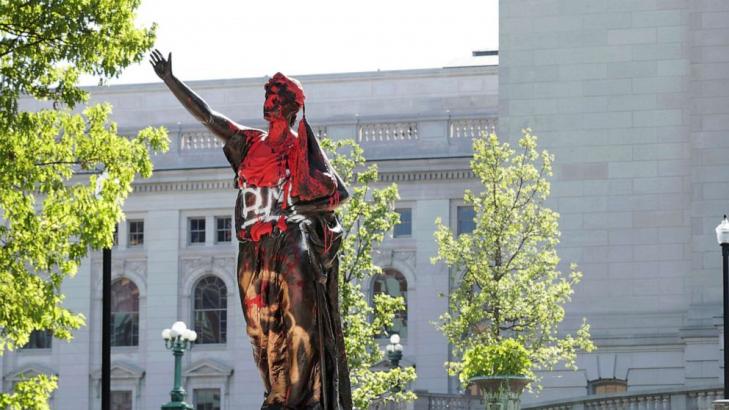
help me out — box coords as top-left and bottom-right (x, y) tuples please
(216, 216), (232, 243)
(193, 277), (227, 344)
(128, 220), (144, 246)
(189, 217), (206, 244)
(393, 208), (412, 237)
(111, 312), (139, 346)
(194, 388), (221, 410)
(372, 270), (408, 338)
(457, 206), (476, 235)
(112, 278), (139, 312)
(111, 390), (132, 410)
(111, 278), (139, 347)
(24, 330), (52, 349)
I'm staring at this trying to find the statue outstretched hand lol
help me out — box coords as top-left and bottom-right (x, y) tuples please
(150, 49), (173, 80)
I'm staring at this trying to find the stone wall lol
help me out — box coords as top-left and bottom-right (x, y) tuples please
(500, 0), (729, 403)
(6, 67), (497, 409)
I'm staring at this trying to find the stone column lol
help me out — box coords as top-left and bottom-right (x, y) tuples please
(144, 210), (181, 408)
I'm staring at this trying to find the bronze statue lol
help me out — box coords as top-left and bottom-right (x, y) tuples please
(151, 50), (352, 410)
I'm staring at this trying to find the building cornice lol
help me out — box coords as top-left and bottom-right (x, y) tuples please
(76, 65), (498, 96)
(132, 178), (234, 193)
(131, 168), (476, 193)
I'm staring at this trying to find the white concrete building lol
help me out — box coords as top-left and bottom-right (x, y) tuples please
(7, 0), (729, 408)
(6, 66), (498, 409)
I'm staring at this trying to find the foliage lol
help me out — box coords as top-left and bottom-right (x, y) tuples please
(433, 130), (594, 388)
(0, 1), (165, 408)
(0, 375), (56, 410)
(459, 339), (532, 385)
(0, 0), (156, 116)
(321, 138), (417, 409)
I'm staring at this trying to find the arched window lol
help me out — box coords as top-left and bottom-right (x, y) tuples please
(111, 278), (139, 347)
(193, 276), (227, 344)
(372, 269), (408, 339)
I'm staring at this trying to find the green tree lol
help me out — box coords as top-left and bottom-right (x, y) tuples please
(321, 138), (417, 409)
(0, 1), (167, 408)
(433, 130), (594, 387)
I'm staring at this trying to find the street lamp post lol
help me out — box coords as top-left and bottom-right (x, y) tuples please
(161, 321), (197, 410)
(385, 333), (403, 369)
(716, 216), (729, 399)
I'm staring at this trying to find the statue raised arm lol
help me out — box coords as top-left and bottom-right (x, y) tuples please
(150, 49), (244, 142)
(151, 56), (352, 409)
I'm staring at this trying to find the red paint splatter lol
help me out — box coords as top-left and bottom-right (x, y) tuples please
(245, 294), (263, 308)
(250, 222), (273, 242)
(276, 216), (288, 233)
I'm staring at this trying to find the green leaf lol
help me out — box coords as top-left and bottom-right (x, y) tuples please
(323, 138), (417, 409)
(0, 1), (161, 407)
(433, 130), (595, 390)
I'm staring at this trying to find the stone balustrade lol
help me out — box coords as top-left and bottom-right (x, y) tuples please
(156, 117), (494, 170)
(171, 117), (494, 161)
(522, 386), (723, 410)
(179, 131), (223, 151)
(396, 386), (726, 410)
(449, 118), (497, 139)
(358, 121), (419, 143)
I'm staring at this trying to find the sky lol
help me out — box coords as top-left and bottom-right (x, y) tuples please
(80, 0), (499, 86)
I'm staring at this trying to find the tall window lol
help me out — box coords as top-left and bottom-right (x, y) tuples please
(189, 217), (206, 244)
(111, 278), (139, 347)
(112, 223), (118, 246)
(128, 220), (144, 247)
(111, 391), (132, 410)
(194, 388), (221, 410)
(24, 330), (52, 349)
(372, 269), (408, 338)
(193, 276), (227, 344)
(456, 206), (476, 235)
(215, 216), (232, 243)
(393, 208), (412, 237)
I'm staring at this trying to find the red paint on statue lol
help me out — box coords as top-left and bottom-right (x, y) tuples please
(289, 115), (336, 201)
(240, 138), (290, 188)
(276, 216), (288, 232)
(245, 294), (263, 309)
(250, 222), (273, 242)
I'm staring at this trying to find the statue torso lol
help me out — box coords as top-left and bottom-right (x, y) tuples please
(235, 131), (298, 241)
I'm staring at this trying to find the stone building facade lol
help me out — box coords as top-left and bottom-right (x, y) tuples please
(499, 0), (729, 405)
(6, 0), (729, 408)
(6, 67), (497, 409)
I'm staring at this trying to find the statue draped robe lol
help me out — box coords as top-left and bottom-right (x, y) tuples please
(223, 118), (352, 410)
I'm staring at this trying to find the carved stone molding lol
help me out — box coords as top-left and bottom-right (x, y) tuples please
(180, 255), (236, 297)
(91, 361), (145, 398)
(212, 256), (236, 276)
(393, 250), (416, 272)
(183, 358), (235, 399)
(123, 260), (146, 277)
(94, 257), (147, 294)
(378, 169), (474, 183)
(4, 364), (57, 382)
(183, 358), (233, 379)
(133, 179), (235, 193)
(373, 249), (416, 273)
(3, 364), (58, 399)
(181, 255), (214, 276)
(131, 169), (474, 193)
(373, 248), (394, 268)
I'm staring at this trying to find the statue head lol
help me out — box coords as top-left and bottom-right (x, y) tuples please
(264, 72), (305, 125)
